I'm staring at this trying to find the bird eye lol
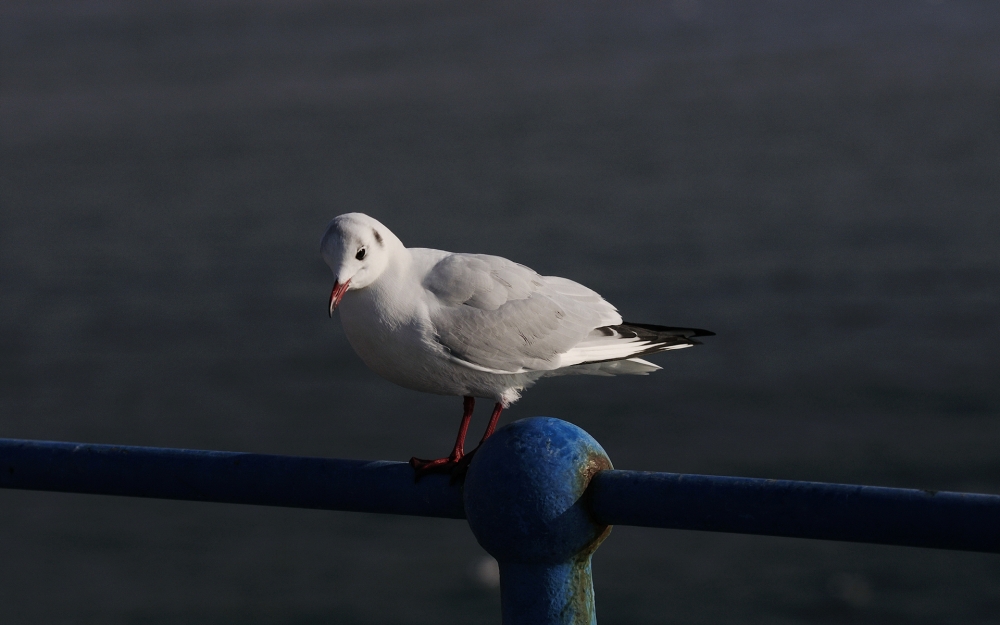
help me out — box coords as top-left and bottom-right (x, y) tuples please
(355, 247), (366, 261)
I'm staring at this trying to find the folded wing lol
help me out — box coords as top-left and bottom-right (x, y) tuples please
(423, 253), (712, 375)
(423, 253), (619, 372)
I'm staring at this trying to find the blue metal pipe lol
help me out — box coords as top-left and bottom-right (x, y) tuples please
(588, 470), (1000, 553)
(5, 423), (1000, 625)
(3, 433), (1000, 556)
(0, 432), (1000, 553)
(0, 438), (465, 519)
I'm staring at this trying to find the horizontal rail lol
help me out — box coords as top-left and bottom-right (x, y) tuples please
(589, 471), (1000, 553)
(0, 438), (465, 519)
(3, 437), (1000, 553)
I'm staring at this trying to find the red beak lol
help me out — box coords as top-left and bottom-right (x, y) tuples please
(328, 280), (351, 317)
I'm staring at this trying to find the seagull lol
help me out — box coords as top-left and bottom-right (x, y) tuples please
(321, 213), (713, 476)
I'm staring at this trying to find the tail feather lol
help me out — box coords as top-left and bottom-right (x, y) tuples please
(559, 357), (663, 378)
(616, 322), (715, 339)
(559, 321), (714, 368)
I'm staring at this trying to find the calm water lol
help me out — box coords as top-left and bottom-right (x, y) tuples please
(2, 1), (999, 623)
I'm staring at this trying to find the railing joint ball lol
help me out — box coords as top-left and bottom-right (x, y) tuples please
(464, 417), (612, 625)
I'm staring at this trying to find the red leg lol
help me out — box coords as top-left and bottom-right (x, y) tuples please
(451, 395), (476, 458)
(479, 402), (504, 444)
(410, 396), (475, 476)
(453, 402), (504, 475)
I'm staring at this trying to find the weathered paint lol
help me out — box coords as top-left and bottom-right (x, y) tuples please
(463, 417), (612, 625)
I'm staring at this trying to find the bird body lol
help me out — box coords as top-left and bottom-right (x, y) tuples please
(321, 213), (712, 474)
(322, 213), (710, 407)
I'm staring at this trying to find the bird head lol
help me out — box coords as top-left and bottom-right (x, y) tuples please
(320, 213), (397, 316)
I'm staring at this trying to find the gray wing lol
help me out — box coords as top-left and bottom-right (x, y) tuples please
(422, 253), (622, 373)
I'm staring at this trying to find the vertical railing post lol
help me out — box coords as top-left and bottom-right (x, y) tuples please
(464, 417), (613, 625)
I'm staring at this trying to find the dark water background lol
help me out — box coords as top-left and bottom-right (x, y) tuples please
(2, 0), (999, 623)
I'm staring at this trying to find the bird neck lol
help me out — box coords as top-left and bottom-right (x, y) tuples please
(363, 247), (416, 313)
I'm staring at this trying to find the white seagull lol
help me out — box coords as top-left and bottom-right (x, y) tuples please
(321, 213), (713, 476)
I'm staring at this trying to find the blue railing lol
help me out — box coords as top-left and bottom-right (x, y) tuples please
(2, 417), (998, 624)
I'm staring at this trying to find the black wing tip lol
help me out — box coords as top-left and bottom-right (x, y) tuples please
(619, 322), (715, 338)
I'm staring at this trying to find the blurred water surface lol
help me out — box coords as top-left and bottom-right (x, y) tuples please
(1, 1), (999, 623)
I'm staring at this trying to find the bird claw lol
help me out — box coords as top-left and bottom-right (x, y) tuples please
(409, 448), (479, 483)
(451, 447), (478, 476)
(409, 455), (459, 482)
(409, 456), (454, 473)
